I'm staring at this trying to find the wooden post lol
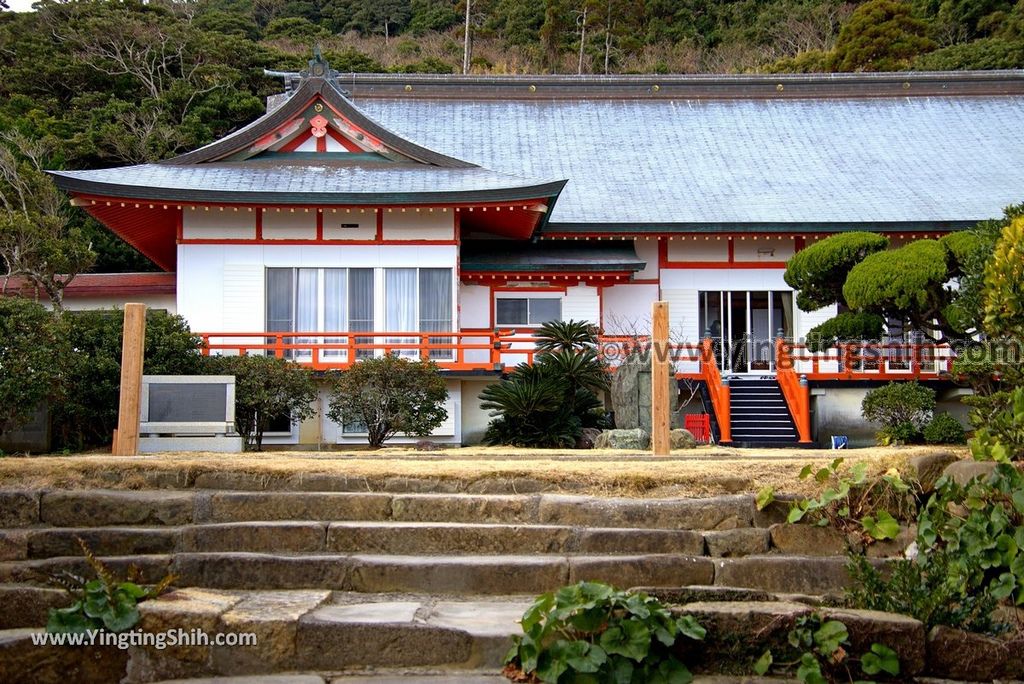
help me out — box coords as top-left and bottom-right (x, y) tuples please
(651, 301), (671, 455)
(112, 303), (146, 456)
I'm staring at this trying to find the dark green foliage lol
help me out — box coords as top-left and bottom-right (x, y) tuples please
(52, 309), (204, 450)
(956, 206), (1024, 337)
(829, 0), (937, 71)
(0, 297), (66, 438)
(481, 319), (608, 448)
(46, 539), (175, 634)
(846, 552), (1004, 634)
(918, 464), (1024, 605)
(922, 411), (967, 445)
(861, 381), (936, 434)
(206, 354), (317, 451)
(806, 311), (885, 352)
(969, 385), (1024, 462)
(326, 354), (448, 448)
(505, 581), (705, 684)
(783, 232), (889, 311)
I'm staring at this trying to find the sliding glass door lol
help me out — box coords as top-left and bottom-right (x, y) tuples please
(699, 290), (793, 373)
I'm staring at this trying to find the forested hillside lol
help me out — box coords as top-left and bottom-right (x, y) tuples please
(0, 0), (1022, 272)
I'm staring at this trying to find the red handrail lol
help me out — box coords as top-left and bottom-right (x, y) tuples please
(775, 338), (812, 443)
(700, 338), (730, 444)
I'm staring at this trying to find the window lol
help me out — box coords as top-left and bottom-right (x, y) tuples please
(495, 297), (561, 326)
(266, 267), (452, 359)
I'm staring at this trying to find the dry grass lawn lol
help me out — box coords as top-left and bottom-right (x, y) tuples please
(0, 445), (968, 497)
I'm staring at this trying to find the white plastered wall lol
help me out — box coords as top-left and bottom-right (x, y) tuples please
(382, 210), (454, 240)
(632, 238), (660, 279)
(61, 295), (177, 314)
(262, 210), (316, 240)
(602, 283), (659, 334)
(182, 207), (256, 239)
(322, 210), (376, 240)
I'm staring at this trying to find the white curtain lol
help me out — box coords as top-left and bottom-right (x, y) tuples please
(296, 268), (318, 357)
(324, 268), (347, 357)
(386, 268), (418, 357)
(419, 268), (452, 359)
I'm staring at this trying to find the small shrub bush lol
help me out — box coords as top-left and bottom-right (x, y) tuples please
(846, 552), (1004, 635)
(206, 354), (317, 451)
(504, 581), (705, 683)
(878, 421), (921, 446)
(970, 385), (1024, 462)
(922, 412), (967, 445)
(861, 381), (936, 442)
(327, 355), (448, 448)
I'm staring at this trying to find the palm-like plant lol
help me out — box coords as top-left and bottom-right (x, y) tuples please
(482, 319), (609, 448)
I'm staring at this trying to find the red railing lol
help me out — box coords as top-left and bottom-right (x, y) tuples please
(775, 338), (812, 443)
(785, 342), (954, 381)
(700, 338), (731, 443)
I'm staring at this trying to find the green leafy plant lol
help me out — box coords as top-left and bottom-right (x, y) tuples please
(917, 464), (1024, 605)
(504, 581), (705, 683)
(788, 459), (915, 542)
(0, 297), (66, 441)
(327, 354), (448, 448)
(482, 320), (609, 448)
(754, 613), (900, 683)
(45, 539), (175, 634)
(970, 385), (1024, 462)
(205, 354), (317, 451)
(923, 411), (967, 445)
(861, 382), (936, 444)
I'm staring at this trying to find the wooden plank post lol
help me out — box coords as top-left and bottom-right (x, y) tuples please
(651, 301), (671, 456)
(112, 303), (146, 456)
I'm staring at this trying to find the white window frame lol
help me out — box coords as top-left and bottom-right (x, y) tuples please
(493, 292), (563, 328)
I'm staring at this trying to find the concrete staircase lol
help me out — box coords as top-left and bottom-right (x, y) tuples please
(0, 486), (864, 682)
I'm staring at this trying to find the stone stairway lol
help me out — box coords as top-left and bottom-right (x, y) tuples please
(0, 486), (881, 682)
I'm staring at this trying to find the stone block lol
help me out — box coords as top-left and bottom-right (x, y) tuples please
(296, 603), (473, 669)
(0, 628), (127, 684)
(822, 608), (925, 676)
(0, 490), (40, 527)
(671, 429), (697, 450)
(327, 521), (570, 555)
(181, 522), (327, 553)
(925, 625), (1015, 681)
(203, 492), (391, 523)
(538, 494), (754, 531)
(212, 590), (331, 674)
(0, 530), (28, 561)
(390, 493), (539, 524)
(0, 584), (69, 629)
(713, 556), (853, 594)
(40, 490), (195, 527)
(426, 600), (531, 668)
(906, 451), (959, 492)
(573, 528), (705, 555)
(568, 555), (714, 587)
(348, 554), (568, 594)
(171, 553), (351, 590)
(704, 528), (770, 557)
(769, 524), (853, 556)
(942, 460), (998, 487)
(27, 527), (179, 559)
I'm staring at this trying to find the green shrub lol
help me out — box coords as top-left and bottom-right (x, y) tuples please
(878, 421), (922, 446)
(918, 464), (1024, 606)
(970, 385), (1024, 462)
(845, 552), (1004, 635)
(52, 309), (204, 450)
(805, 311), (885, 353)
(861, 381), (936, 435)
(206, 354), (317, 451)
(327, 355), (448, 448)
(481, 320), (609, 448)
(0, 297), (66, 440)
(923, 412), (967, 445)
(504, 581), (705, 683)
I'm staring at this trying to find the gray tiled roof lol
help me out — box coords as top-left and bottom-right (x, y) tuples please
(50, 159), (565, 204)
(354, 96), (1024, 225)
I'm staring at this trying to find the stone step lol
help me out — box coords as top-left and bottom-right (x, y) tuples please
(0, 551), (855, 595)
(9, 521), (717, 559)
(4, 489), (765, 531)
